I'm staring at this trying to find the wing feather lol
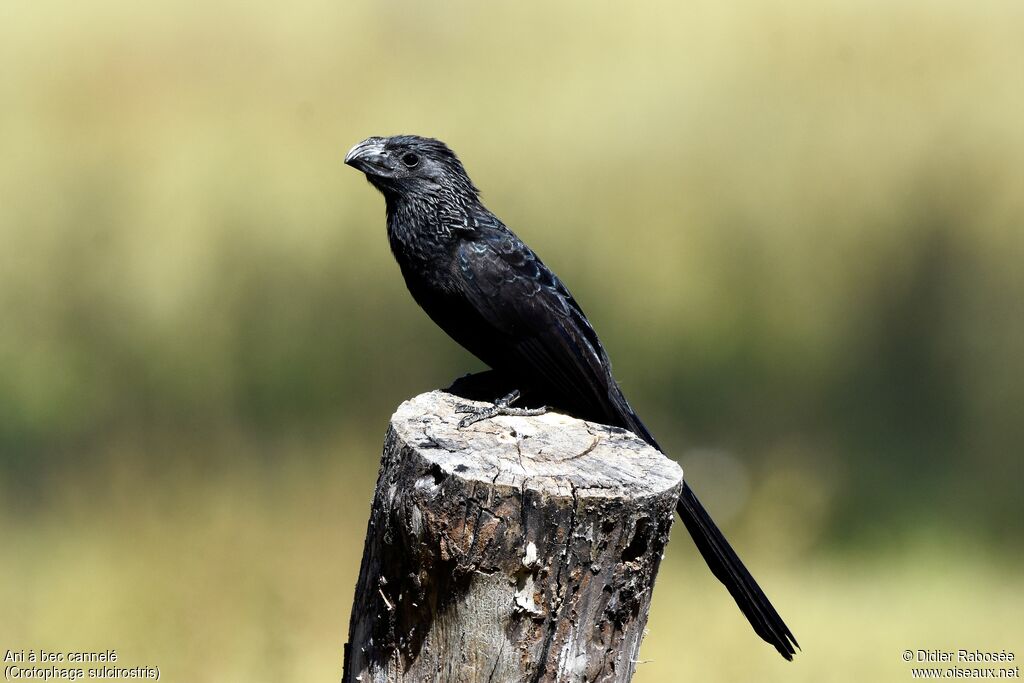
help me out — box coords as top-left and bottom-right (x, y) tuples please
(454, 227), (618, 424)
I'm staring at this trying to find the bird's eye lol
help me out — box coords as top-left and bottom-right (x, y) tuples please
(401, 152), (420, 168)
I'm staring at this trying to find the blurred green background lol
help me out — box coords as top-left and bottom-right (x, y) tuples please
(2, 0), (1022, 680)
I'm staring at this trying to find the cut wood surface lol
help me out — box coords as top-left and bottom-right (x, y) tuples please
(343, 385), (683, 683)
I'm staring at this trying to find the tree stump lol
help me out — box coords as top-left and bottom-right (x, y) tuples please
(342, 384), (683, 683)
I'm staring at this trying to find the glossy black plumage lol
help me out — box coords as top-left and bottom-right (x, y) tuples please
(345, 134), (798, 660)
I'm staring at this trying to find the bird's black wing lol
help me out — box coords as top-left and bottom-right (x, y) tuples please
(452, 219), (627, 426)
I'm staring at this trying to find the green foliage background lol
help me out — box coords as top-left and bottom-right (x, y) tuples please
(1, 0), (1021, 680)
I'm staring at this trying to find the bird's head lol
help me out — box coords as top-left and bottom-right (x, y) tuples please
(344, 135), (478, 201)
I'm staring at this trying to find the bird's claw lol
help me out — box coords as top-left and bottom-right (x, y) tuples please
(456, 406), (500, 429)
(454, 390), (547, 429)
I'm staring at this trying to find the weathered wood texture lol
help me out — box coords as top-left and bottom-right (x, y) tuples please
(343, 387), (683, 683)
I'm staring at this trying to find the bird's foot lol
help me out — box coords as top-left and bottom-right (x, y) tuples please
(455, 390), (548, 429)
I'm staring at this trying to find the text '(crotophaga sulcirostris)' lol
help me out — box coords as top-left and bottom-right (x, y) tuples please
(344, 135), (798, 660)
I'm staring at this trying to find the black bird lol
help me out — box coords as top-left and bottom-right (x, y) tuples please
(345, 134), (799, 660)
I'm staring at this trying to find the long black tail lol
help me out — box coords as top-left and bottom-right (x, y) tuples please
(607, 389), (799, 660)
(676, 483), (798, 660)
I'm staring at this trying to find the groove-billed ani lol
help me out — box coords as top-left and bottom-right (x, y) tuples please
(345, 135), (798, 660)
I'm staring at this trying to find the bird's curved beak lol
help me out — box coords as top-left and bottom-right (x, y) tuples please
(345, 137), (392, 175)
